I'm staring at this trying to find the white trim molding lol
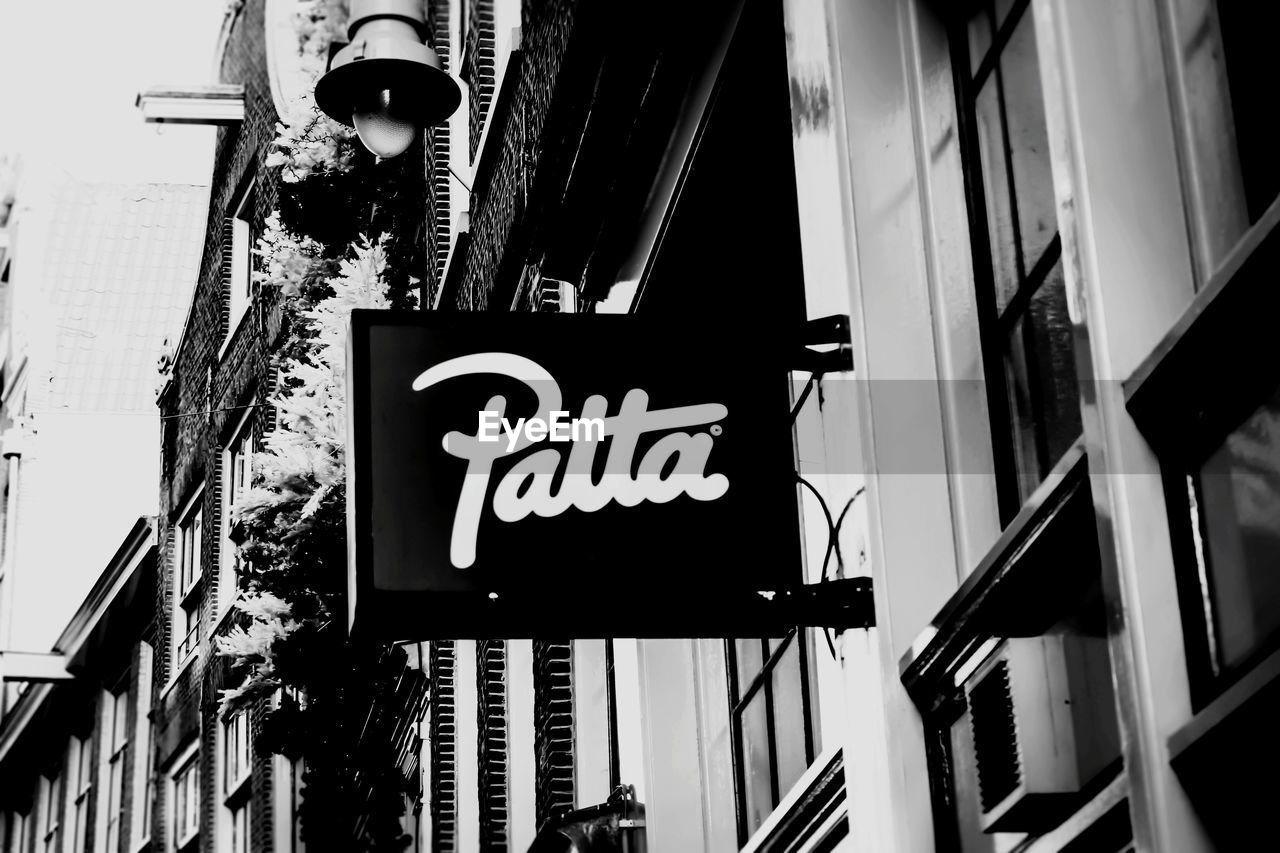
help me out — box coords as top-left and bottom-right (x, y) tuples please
(136, 85), (246, 125)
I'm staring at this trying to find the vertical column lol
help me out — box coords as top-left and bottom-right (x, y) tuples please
(455, 639), (479, 853)
(570, 640), (611, 807)
(783, 0), (959, 849)
(506, 640), (536, 851)
(1032, 1), (1209, 850)
(634, 639), (735, 852)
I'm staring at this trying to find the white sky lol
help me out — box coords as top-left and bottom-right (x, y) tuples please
(0, 0), (228, 185)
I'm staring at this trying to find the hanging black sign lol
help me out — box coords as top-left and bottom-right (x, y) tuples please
(345, 310), (803, 639)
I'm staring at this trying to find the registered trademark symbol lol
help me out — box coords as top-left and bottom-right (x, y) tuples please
(710, 424), (723, 436)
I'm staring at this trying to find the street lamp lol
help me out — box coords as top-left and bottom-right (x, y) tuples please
(314, 0), (461, 158)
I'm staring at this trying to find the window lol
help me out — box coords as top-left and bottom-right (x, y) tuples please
(171, 750), (199, 851)
(951, 0), (1081, 518)
(3, 811), (27, 853)
(223, 713), (251, 795)
(274, 753), (306, 853)
(103, 687), (131, 853)
(289, 758), (305, 853)
(726, 630), (816, 843)
(67, 736), (93, 853)
(1160, 380), (1280, 703)
(222, 181), (256, 353)
(1172, 0), (1280, 273)
(220, 413), (254, 618)
(36, 773), (60, 853)
(229, 803), (249, 853)
(220, 712), (252, 853)
(174, 489), (204, 669)
(133, 644), (155, 850)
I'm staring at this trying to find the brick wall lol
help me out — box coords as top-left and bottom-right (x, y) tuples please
(439, 0), (582, 310)
(153, 1), (281, 850)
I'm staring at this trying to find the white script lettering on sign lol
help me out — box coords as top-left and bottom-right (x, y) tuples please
(412, 352), (730, 569)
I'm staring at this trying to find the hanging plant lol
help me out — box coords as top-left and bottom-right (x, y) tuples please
(214, 1), (430, 849)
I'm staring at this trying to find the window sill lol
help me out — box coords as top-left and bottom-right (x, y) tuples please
(1169, 644), (1280, 763)
(178, 576), (203, 609)
(898, 440), (1097, 712)
(160, 649), (201, 701)
(468, 45), (524, 205)
(211, 596), (240, 639)
(217, 296), (255, 364)
(1019, 770), (1129, 853)
(1126, 192), (1280, 455)
(739, 747), (845, 853)
(225, 771), (252, 805)
(1165, 644), (1280, 846)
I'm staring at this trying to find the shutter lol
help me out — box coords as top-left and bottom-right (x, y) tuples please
(430, 641), (458, 853)
(466, 0), (497, 162)
(219, 218), (235, 343)
(477, 640), (508, 851)
(533, 640), (574, 827)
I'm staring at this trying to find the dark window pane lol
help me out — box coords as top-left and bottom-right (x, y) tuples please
(1196, 385), (1280, 669)
(1004, 261), (1080, 499)
(1215, 1), (1280, 222)
(1024, 262), (1081, 470)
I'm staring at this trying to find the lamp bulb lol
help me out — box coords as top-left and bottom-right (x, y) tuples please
(352, 88), (417, 159)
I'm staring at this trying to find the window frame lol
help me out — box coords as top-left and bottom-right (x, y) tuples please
(218, 711), (252, 853)
(948, 0), (1076, 523)
(222, 712), (252, 801)
(3, 810), (28, 853)
(172, 486), (205, 674)
(1127, 196), (1280, 710)
(725, 628), (818, 845)
(219, 179), (257, 360)
(37, 772), (60, 853)
(1157, 0), (1280, 284)
(103, 684), (131, 853)
(131, 643), (155, 852)
(67, 735), (93, 853)
(219, 409), (254, 622)
(169, 743), (200, 852)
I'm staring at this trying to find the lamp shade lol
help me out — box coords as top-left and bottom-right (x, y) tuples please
(314, 0), (461, 155)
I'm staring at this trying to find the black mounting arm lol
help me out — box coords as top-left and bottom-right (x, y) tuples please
(792, 314), (854, 375)
(773, 576), (875, 631)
